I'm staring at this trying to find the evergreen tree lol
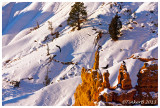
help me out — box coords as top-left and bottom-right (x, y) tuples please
(67, 2), (87, 30)
(109, 14), (122, 41)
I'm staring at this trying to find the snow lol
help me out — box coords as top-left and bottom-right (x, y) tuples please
(100, 88), (122, 95)
(98, 101), (123, 106)
(3, 76), (81, 106)
(127, 88), (136, 94)
(100, 88), (136, 97)
(141, 69), (147, 73)
(136, 2), (158, 13)
(2, 2), (158, 106)
(142, 92), (149, 97)
(149, 92), (158, 99)
(98, 101), (106, 106)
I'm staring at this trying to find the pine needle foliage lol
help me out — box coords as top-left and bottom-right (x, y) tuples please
(109, 14), (122, 41)
(67, 2), (87, 30)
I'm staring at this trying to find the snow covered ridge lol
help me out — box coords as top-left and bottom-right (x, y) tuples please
(2, 2), (158, 106)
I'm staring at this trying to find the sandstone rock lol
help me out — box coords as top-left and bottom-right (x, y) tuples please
(93, 51), (99, 70)
(74, 51), (158, 106)
(121, 72), (132, 90)
(118, 63), (132, 90)
(102, 71), (110, 88)
(137, 63), (158, 93)
(135, 63), (158, 105)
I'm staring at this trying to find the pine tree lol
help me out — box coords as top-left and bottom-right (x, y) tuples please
(109, 14), (122, 41)
(67, 2), (87, 30)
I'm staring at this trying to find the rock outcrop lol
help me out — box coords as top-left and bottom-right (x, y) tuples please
(99, 62), (135, 105)
(137, 63), (158, 93)
(102, 71), (110, 88)
(93, 50), (99, 70)
(135, 62), (158, 105)
(118, 63), (132, 90)
(74, 51), (103, 106)
(73, 51), (158, 106)
(99, 88), (136, 105)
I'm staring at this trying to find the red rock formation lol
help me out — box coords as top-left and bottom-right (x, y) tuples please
(118, 63), (132, 90)
(74, 51), (103, 106)
(137, 63), (158, 93)
(100, 88), (136, 105)
(74, 51), (158, 106)
(135, 63), (158, 105)
(138, 58), (158, 62)
(118, 63), (127, 85)
(102, 71), (110, 88)
(74, 68), (104, 106)
(93, 51), (99, 70)
(121, 72), (132, 90)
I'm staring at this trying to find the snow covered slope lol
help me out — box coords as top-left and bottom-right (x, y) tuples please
(2, 2), (158, 106)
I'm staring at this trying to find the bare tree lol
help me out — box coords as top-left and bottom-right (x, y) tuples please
(48, 21), (54, 35)
(46, 43), (50, 56)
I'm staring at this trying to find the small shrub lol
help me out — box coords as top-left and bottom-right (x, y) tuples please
(154, 23), (158, 27)
(133, 21), (138, 24)
(28, 77), (33, 80)
(10, 81), (20, 87)
(97, 15), (101, 18)
(46, 43), (50, 56)
(150, 10), (154, 13)
(5, 59), (10, 64)
(55, 32), (59, 38)
(110, 4), (113, 8)
(152, 30), (155, 33)
(92, 28), (97, 31)
(36, 21), (39, 28)
(120, 49), (123, 52)
(43, 75), (50, 86)
(128, 26), (134, 29)
(59, 24), (62, 27)
(140, 49), (144, 51)
(48, 21), (54, 35)
(43, 69), (51, 86)
(71, 27), (76, 32)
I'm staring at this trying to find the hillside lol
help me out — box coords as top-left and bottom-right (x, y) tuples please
(2, 2), (158, 106)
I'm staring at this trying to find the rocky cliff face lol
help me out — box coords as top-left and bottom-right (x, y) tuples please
(136, 63), (158, 93)
(135, 63), (158, 105)
(73, 51), (158, 106)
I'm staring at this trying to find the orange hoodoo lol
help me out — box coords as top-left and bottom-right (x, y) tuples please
(102, 71), (110, 88)
(74, 50), (103, 106)
(93, 50), (99, 70)
(118, 63), (132, 90)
